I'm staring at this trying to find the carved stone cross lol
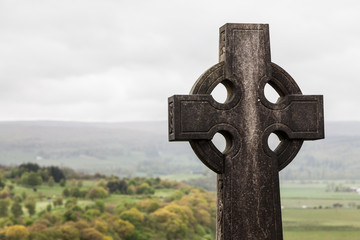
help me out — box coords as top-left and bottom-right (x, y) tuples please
(168, 23), (324, 240)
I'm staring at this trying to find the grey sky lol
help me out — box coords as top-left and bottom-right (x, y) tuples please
(0, 0), (359, 122)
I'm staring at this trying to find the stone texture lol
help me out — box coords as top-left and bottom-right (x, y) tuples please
(168, 23), (324, 240)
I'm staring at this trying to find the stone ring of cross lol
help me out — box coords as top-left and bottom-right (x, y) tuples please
(187, 61), (304, 174)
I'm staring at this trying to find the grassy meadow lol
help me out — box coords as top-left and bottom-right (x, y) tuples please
(280, 180), (360, 239)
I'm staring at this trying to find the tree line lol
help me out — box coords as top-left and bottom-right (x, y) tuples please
(0, 164), (216, 240)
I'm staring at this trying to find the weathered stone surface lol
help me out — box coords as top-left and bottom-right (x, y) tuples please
(168, 23), (324, 240)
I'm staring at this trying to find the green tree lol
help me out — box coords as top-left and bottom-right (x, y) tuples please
(47, 166), (65, 183)
(59, 179), (66, 187)
(0, 178), (5, 189)
(19, 163), (40, 172)
(86, 186), (108, 200)
(11, 201), (23, 218)
(20, 172), (43, 187)
(0, 198), (10, 217)
(70, 187), (81, 198)
(48, 176), (55, 187)
(53, 197), (63, 207)
(46, 204), (52, 212)
(136, 182), (155, 195)
(62, 188), (70, 197)
(24, 200), (36, 216)
(95, 200), (105, 213)
(21, 191), (27, 200)
(77, 180), (83, 187)
(65, 198), (77, 209)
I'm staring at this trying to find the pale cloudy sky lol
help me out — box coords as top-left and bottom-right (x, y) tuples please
(0, 0), (359, 122)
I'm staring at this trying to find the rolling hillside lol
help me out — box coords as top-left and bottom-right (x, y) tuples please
(0, 121), (358, 180)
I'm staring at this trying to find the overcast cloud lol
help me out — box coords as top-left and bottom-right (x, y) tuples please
(0, 0), (359, 122)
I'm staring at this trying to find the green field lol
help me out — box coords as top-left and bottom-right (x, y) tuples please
(280, 180), (360, 239)
(280, 180), (360, 208)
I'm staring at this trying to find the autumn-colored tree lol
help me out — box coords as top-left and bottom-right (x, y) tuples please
(120, 207), (144, 227)
(59, 224), (80, 240)
(151, 208), (177, 223)
(0, 189), (10, 199)
(96, 179), (107, 187)
(81, 227), (104, 240)
(166, 218), (187, 240)
(5, 225), (29, 240)
(126, 185), (136, 195)
(94, 219), (108, 233)
(27, 221), (48, 233)
(84, 209), (101, 218)
(139, 199), (160, 213)
(116, 219), (135, 239)
(73, 219), (91, 230)
(165, 203), (195, 226)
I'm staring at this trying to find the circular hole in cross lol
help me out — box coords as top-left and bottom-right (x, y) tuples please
(211, 82), (228, 104)
(212, 132), (228, 153)
(268, 132), (282, 152)
(264, 83), (281, 104)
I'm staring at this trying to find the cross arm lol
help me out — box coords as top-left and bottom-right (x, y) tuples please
(264, 94), (324, 140)
(168, 94), (230, 141)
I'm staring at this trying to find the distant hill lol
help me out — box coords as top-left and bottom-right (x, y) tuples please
(0, 121), (358, 180)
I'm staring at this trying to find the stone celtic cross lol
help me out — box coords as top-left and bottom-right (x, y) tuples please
(168, 23), (324, 240)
